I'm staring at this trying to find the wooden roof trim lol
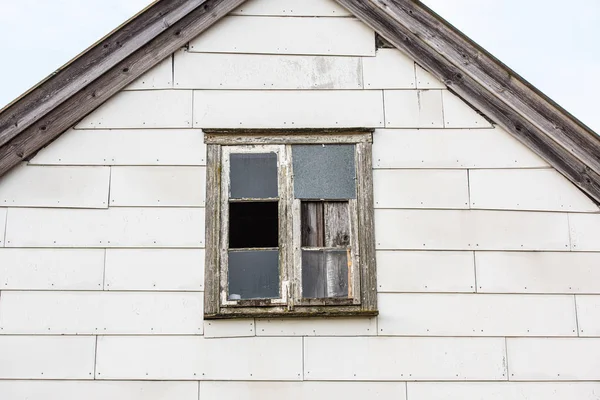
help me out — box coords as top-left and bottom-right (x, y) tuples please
(335, 0), (600, 203)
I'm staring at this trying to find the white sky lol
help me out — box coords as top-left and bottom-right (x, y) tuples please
(0, 0), (598, 132)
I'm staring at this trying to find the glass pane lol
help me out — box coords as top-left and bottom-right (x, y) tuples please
(293, 145), (356, 200)
(229, 202), (278, 249)
(228, 250), (279, 300)
(230, 153), (278, 199)
(302, 250), (350, 299)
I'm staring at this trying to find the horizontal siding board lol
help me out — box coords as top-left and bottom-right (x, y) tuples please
(110, 167), (206, 207)
(76, 91), (192, 129)
(569, 213), (600, 251)
(30, 129), (206, 166)
(442, 90), (492, 128)
(0, 249), (104, 290)
(0, 381), (198, 400)
(377, 251), (476, 293)
(384, 90), (444, 128)
(0, 291), (204, 335)
(574, 296), (600, 336)
(362, 49), (416, 89)
(470, 169), (598, 212)
(476, 252), (600, 294)
(204, 319), (256, 338)
(96, 336), (302, 380)
(415, 64), (446, 89)
(304, 337), (507, 381)
(0, 164), (109, 208)
(256, 318), (376, 336)
(373, 169), (469, 209)
(372, 128), (548, 169)
(0, 336), (95, 379)
(124, 55), (173, 90)
(175, 51), (362, 90)
(408, 382), (600, 400)
(105, 249), (204, 291)
(507, 338), (600, 380)
(193, 90), (384, 128)
(230, 0), (352, 16)
(5, 208), (204, 248)
(378, 293), (577, 337)
(375, 210), (570, 251)
(200, 382), (406, 400)
(189, 16), (375, 56)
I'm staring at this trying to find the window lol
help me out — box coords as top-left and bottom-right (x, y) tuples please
(204, 130), (377, 319)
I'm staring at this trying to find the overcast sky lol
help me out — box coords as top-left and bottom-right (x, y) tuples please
(0, 0), (598, 132)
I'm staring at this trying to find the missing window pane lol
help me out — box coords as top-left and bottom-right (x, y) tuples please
(302, 250), (350, 299)
(302, 201), (350, 248)
(229, 250), (279, 300)
(229, 202), (278, 249)
(230, 153), (278, 199)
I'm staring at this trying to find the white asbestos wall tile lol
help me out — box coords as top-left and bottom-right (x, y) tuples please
(470, 169), (598, 212)
(174, 50), (362, 90)
(378, 294), (577, 337)
(5, 208), (204, 248)
(30, 129), (206, 166)
(415, 64), (446, 89)
(189, 16), (375, 56)
(76, 91), (192, 129)
(377, 251), (476, 293)
(385, 90), (444, 128)
(204, 319), (256, 338)
(442, 90), (492, 128)
(110, 167), (206, 207)
(408, 382), (600, 400)
(507, 338), (600, 380)
(0, 381), (199, 400)
(373, 169), (469, 209)
(574, 296), (600, 336)
(375, 210), (570, 251)
(124, 55), (173, 90)
(304, 337), (506, 381)
(193, 90), (384, 128)
(230, 0), (352, 16)
(0, 291), (204, 335)
(96, 336), (302, 380)
(569, 213), (600, 251)
(373, 128), (548, 169)
(201, 382), (406, 400)
(105, 249), (204, 291)
(363, 49), (416, 89)
(476, 252), (600, 294)
(0, 336), (95, 379)
(0, 249), (104, 290)
(0, 208), (6, 245)
(256, 318), (376, 336)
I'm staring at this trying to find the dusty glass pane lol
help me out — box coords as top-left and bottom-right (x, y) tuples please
(228, 250), (279, 300)
(230, 153), (278, 199)
(293, 145), (356, 199)
(229, 202), (278, 249)
(302, 250), (350, 299)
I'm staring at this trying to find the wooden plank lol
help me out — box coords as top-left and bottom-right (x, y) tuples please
(378, 293), (577, 337)
(301, 202), (324, 247)
(442, 90), (492, 128)
(256, 317), (376, 336)
(373, 128), (548, 169)
(230, 0), (352, 16)
(203, 145), (221, 317)
(324, 202), (350, 247)
(305, 337), (507, 381)
(0, 249), (104, 290)
(384, 90), (444, 128)
(362, 49), (416, 89)
(205, 132), (372, 145)
(189, 16), (375, 56)
(193, 90), (385, 129)
(0, 164), (110, 208)
(124, 55), (173, 90)
(0, 291), (204, 335)
(174, 50), (362, 90)
(569, 213), (600, 251)
(30, 129), (206, 166)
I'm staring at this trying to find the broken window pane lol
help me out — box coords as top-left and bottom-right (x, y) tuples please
(229, 202), (278, 249)
(293, 145), (356, 199)
(230, 153), (278, 199)
(302, 250), (350, 299)
(229, 250), (279, 300)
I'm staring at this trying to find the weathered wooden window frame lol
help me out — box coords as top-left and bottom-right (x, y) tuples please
(204, 130), (378, 319)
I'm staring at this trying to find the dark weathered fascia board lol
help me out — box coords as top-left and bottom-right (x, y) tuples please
(335, 0), (600, 204)
(0, 0), (246, 178)
(0, 0), (207, 148)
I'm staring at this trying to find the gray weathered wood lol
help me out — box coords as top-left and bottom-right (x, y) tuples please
(204, 131), (373, 145)
(324, 202), (350, 248)
(204, 145), (221, 317)
(301, 202), (325, 247)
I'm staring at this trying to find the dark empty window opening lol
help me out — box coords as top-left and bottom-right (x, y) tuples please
(229, 201), (279, 249)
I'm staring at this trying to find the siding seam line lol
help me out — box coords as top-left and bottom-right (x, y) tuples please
(93, 335), (98, 379)
(102, 249), (107, 290)
(472, 251), (478, 293)
(302, 336), (305, 381)
(574, 294), (581, 337)
(504, 336), (511, 381)
(382, 90), (387, 127)
(567, 213), (573, 251)
(2, 208), (8, 247)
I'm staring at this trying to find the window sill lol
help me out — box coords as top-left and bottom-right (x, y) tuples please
(204, 306), (379, 320)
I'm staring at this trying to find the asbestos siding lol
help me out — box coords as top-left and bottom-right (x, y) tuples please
(3, 0), (600, 398)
